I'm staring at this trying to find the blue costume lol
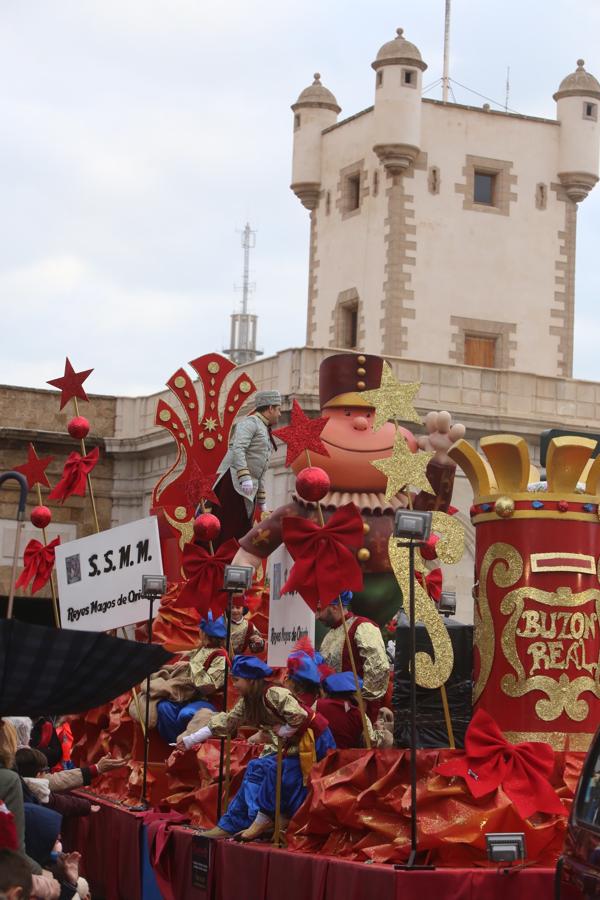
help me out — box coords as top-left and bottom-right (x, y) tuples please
(156, 613), (227, 744)
(196, 653), (335, 834)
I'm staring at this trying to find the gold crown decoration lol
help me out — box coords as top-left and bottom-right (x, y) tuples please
(449, 434), (600, 524)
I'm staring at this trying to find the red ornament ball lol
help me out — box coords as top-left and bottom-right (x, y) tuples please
(31, 505), (52, 529)
(295, 466), (331, 502)
(68, 416), (90, 440)
(557, 500), (569, 513)
(194, 513), (221, 541)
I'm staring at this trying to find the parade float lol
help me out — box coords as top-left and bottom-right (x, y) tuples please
(4, 349), (595, 898)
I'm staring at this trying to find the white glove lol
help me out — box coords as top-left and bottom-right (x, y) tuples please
(240, 479), (254, 496)
(273, 723), (297, 738)
(183, 725), (212, 750)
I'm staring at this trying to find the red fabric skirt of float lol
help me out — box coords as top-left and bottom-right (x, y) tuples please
(287, 748), (584, 866)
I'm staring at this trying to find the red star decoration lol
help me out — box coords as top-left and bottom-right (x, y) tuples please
(272, 399), (330, 467)
(14, 444), (54, 490)
(47, 358), (94, 410)
(185, 463), (220, 507)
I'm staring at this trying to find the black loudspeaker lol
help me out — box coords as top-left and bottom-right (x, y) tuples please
(393, 615), (473, 749)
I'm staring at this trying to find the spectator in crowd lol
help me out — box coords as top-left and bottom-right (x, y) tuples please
(0, 847), (32, 900)
(15, 750), (97, 820)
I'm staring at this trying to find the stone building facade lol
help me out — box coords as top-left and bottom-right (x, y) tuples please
(290, 30), (600, 379)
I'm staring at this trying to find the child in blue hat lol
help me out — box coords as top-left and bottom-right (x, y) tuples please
(153, 612), (229, 745)
(178, 653), (332, 841)
(315, 672), (393, 749)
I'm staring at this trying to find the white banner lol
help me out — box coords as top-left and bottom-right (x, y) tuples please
(55, 516), (163, 632)
(267, 544), (315, 667)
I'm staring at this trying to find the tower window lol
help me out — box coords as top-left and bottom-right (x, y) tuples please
(342, 303), (359, 349)
(346, 173), (361, 212)
(402, 69), (416, 88)
(376, 71), (383, 88)
(583, 101), (598, 121)
(373, 170), (379, 196)
(428, 166), (440, 194)
(535, 182), (547, 210)
(474, 171), (496, 205)
(464, 334), (497, 368)
(325, 191), (331, 215)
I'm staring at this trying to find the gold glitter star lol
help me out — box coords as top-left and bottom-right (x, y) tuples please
(371, 433), (434, 501)
(361, 362), (422, 430)
(203, 417), (218, 432)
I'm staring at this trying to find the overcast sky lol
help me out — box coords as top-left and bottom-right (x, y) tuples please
(1, 0), (599, 395)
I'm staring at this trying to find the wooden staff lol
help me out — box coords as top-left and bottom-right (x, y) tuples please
(272, 737), (284, 847)
(305, 449), (372, 749)
(337, 596), (371, 749)
(73, 397), (100, 533)
(34, 479), (61, 628)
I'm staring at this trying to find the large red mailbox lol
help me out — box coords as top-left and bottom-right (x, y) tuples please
(451, 435), (600, 751)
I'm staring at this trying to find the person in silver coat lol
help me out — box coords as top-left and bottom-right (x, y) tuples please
(211, 390), (282, 545)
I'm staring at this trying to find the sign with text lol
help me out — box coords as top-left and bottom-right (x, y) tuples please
(267, 544), (314, 667)
(56, 516), (163, 632)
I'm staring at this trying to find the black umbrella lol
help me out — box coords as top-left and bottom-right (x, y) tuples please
(0, 618), (171, 716)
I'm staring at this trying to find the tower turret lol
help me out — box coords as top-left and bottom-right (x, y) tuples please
(371, 28), (427, 176)
(554, 59), (600, 202)
(291, 73), (340, 210)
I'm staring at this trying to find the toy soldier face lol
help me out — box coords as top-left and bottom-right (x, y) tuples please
(291, 406), (417, 492)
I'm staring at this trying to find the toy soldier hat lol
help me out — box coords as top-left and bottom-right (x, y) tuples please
(319, 353), (384, 408)
(254, 390), (282, 408)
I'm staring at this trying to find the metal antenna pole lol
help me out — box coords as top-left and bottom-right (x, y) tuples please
(505, 66), (510, 112)
(442, 0), (451, 103)
(224, 223), (262, 366)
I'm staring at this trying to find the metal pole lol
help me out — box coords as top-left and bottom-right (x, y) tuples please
(442, 0), (451, 103)
(140, 595), (154, 808)
(407, 539), (418, 864)
(216, 592), (233, 821)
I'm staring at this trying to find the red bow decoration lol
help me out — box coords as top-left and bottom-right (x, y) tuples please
(415, 567), (443, 602)
(281, 504), (364, 611)
(435, 708), (566, 819)
(16, 537), (60, 594)
(172, 539), (239, 616)
(48, 447), (99, 503)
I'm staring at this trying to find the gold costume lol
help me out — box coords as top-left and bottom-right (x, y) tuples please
(188, 646), (227, 693)
(209, 685), (307, 756)
(319, 616), (389, 701)
(230, 617), (264, 655)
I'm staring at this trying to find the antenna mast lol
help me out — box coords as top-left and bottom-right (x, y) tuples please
(505, 66), (510, 112)
(442, 0), (451, 103)
(224, 223), (263, 366)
